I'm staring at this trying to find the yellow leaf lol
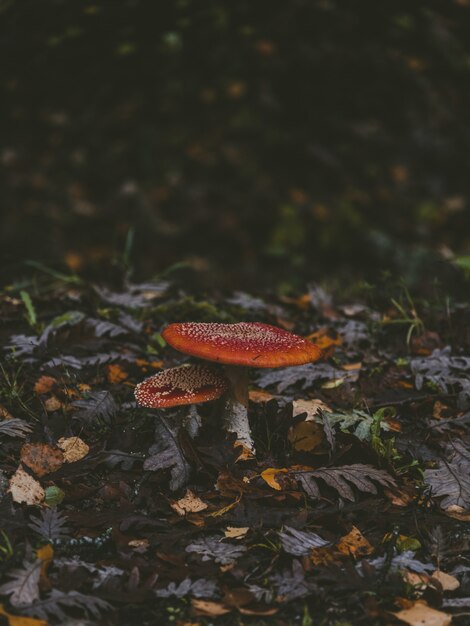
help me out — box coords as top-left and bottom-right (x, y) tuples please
(337, 526), (373, 558)
(0, 605), (48, 626)
(37, 544), (53, 579)
(261, 468), (289, 490)
(106, 364), (128, 384)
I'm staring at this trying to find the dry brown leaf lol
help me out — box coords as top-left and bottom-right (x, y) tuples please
(224, 527), (249, 539)
(33, 375), (57, 395)
(0, 604), (48, 626)
(128, 539), (149, 552)
(249, 389), (276, 403)
(57, 436), (89, 463)
(171, 489), (208, 516)
(43, 396), (62, 413)
(106, 363), (128, 384)
(305, 327), (342, 351)
(403, 571), (428, 593)
(8, 467), (44, 505)
(431, 570), (460, 591)
(393, 601), (451, 626)
(191, 599), (231, 616)
(292, 398), (331, 421)
(288, 421), (325, 452)
(337, 526), (374, 558)
(21, 443), (64, 477)
(0, 405), (14, 420)
(239, 606), (278, 616)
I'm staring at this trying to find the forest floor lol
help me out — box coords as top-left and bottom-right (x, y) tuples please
(0, 267), (470, 626)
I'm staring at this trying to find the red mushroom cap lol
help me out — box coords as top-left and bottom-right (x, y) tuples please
(162, 322), (323, 368)
(134, 364), (228, 408)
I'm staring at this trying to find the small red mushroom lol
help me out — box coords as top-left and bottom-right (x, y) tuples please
(162, 322), (323, 451)
(135, 363), (229, 409)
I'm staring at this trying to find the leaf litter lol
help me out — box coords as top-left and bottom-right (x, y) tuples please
(0, 276), (470, 624)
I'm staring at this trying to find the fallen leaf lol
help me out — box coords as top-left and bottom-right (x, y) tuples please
(261, 468), (290, 490)
(57, 436), (89, 463)
(224, 527), (249, 539)
(0, 405), (14, 420)
(431, 570), (460, 591)
(37, 544), (53, 581)
(191, 599), (231, 616)
(43, 396), (62, 412)
(128, 539), (150, 552)
(33, 375), (57, 395)
(305, 327), (342, 351)
(292, 398), (332, 421)
(239, 606), (278, 616)
(106, 363), (128, 384)
(288, 421), (325, 452)
(393, 600), (451, 626)
(248, 389), (276, 403)
(337, 526), (374, 557)
(0, 604), (47, 626)
(8, 467), (44, 505)
(171, 490), (208, 516)
(21, 443), (64, 477)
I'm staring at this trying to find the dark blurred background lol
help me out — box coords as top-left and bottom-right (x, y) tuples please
(1, 0), (470, 290)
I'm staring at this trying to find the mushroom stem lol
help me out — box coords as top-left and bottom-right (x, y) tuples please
(222, 365), (255, 453)
(182, 404), (202, 439)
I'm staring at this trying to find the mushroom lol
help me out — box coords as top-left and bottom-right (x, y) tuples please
(162, 322), (323, 452)
(135, 363), (229, 438)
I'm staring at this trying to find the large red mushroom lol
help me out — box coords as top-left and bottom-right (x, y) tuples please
(162, 322), (323, 451)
